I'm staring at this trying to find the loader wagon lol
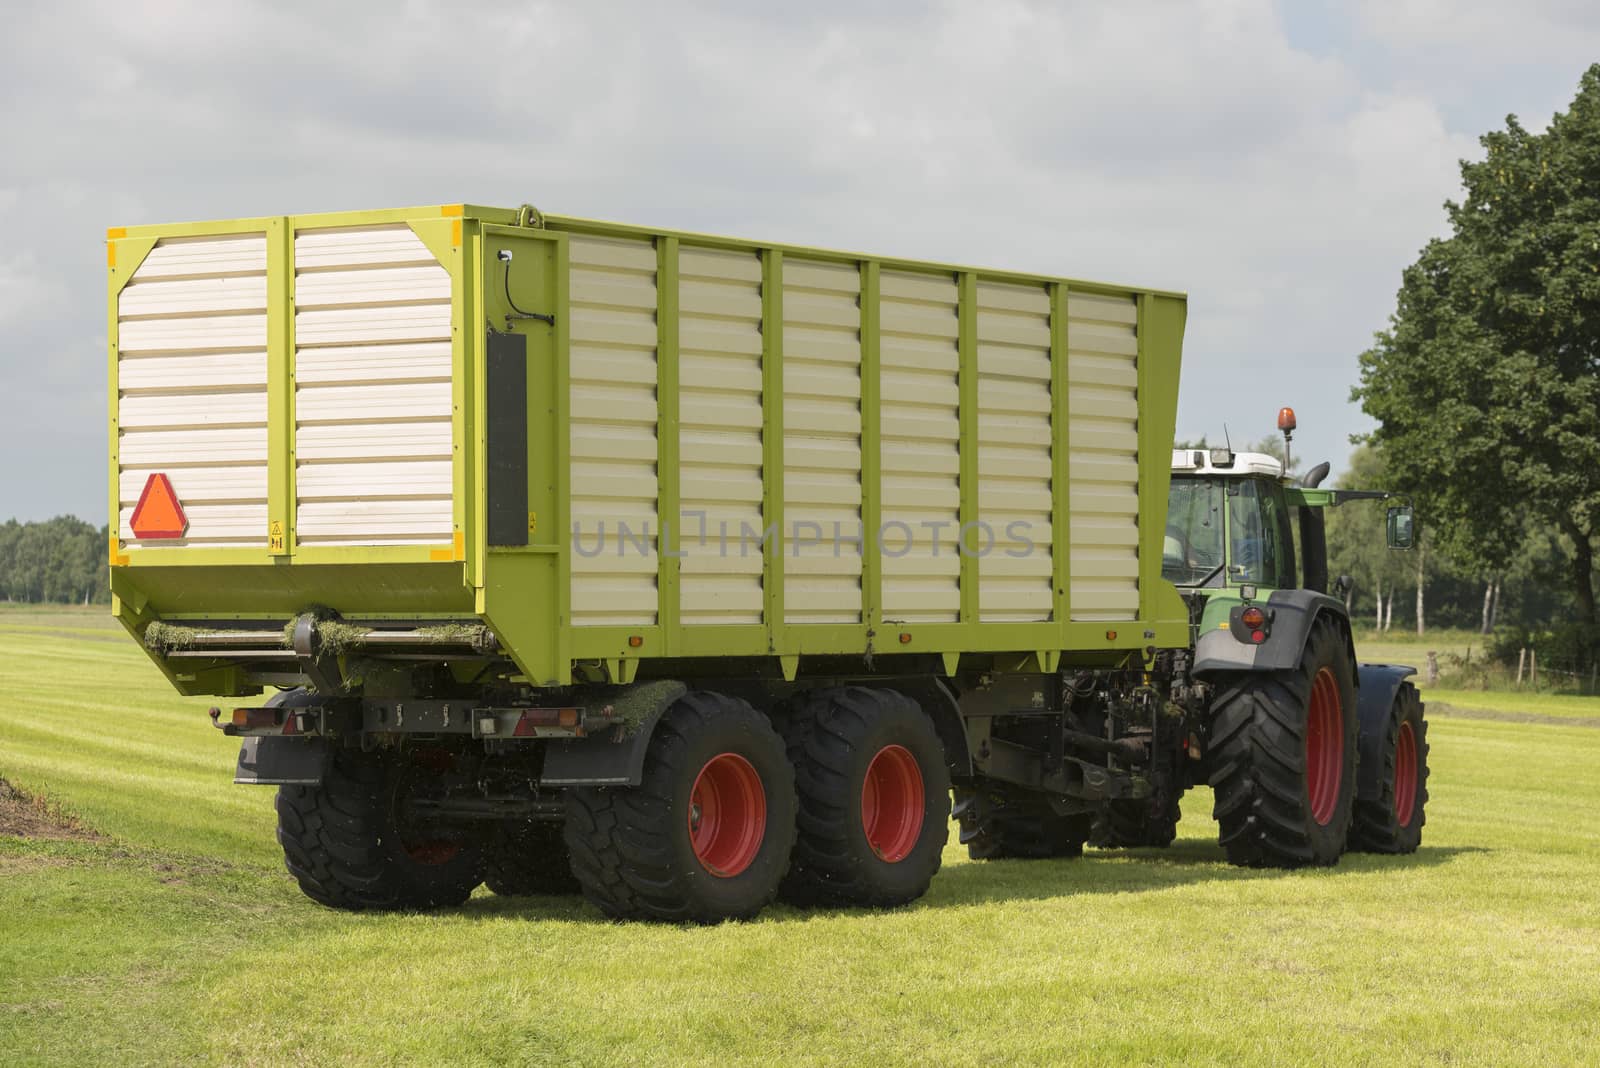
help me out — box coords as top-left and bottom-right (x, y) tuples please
(105, 203), (1427, 921)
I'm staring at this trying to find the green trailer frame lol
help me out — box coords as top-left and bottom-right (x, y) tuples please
(107, 204), (1189, 695)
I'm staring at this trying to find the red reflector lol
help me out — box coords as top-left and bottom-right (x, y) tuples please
(1240, 606), (1267, 629)
(129, 473), (188, 540)
(1251, 629), (1267, 644)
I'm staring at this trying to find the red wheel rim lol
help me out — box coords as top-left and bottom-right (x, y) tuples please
(861, 744), (925, 863)
(1306, 666), (1345, 826)
(688, 753), (766, 878)
(1393, 720), (1419, 827)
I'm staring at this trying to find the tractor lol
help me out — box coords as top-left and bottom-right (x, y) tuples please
(957, 407), (1429, 867)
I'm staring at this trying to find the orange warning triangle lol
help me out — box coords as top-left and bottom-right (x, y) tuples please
(129, 473), (188, 540)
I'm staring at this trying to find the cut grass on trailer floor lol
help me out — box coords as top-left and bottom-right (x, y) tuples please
(2, 606), (1599, 1066)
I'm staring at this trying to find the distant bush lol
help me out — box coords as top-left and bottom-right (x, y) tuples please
(1487, 623), (1600, 688)
(0, 516), (110, 604)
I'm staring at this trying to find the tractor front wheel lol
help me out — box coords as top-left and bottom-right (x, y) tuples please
(1349, 682), (1430, 853)
(956, 783), (1093, 860)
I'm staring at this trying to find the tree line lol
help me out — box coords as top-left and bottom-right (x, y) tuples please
(0, 517), (110, 605)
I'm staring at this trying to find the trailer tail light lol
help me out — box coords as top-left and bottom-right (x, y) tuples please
(232, 708), (280, 731)
(511, 707), (582, 736)
(210, 705), (322, 737)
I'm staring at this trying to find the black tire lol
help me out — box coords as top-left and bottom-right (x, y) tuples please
(1349, 683), (1430, 853)
(1091, 794), (1181, 849)
(955, 783), (1092, 860)
(276, 746), (484, 911)
(563, 692), (796, 923)
(1207, 617), (1359, 867)
(778, 687), (951, 908)
(484, 820), (581, 895)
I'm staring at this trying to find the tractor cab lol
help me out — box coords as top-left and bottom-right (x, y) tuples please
(1163, 448), (1296, 592)
(1165, 408), (1416, 605)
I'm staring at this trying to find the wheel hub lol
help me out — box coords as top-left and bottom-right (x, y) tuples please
(1393, 720), (1419, 827)
(861, 744), (925, 862)
(1306, 666), (1345, 827)
(687, 752), (766, 878)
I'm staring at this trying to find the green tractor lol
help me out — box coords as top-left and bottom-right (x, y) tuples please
(960, 408), (1430, 867)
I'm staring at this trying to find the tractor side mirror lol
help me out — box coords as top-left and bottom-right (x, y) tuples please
(1386, 506), (1415, 551)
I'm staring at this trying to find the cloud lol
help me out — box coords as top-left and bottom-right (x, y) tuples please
(0, 0), (1582, 519)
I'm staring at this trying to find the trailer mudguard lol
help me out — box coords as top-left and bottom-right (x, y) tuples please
(234, 688), (331, 785)
(1355, 663), (1418, 802)
(235, 736), (329, 786)
(540, 680), (688, 787)
(1192, 589), (1351, 675)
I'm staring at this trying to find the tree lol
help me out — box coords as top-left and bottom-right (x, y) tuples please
(1354, 64), (1600, 623)
(0, 516), (110, 605)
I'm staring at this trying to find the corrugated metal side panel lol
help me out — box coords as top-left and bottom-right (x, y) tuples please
(569, 234), (660, 627)
(976, 280), (1053, 622)
(1067, 291), (1140, 621)
(679, 246), (765, 626)
(879, 269), (961, 623)
(117, 234), (269, 548)
(782, 258), (863, 624)
(292, 225), (453, 546)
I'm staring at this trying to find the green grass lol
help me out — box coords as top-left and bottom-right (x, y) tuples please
(3, 607), (1600, 1065)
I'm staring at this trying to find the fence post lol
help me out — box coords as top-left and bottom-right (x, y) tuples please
(1517, 648), (1526, 686)
(1531, 650), (1538, 688)
(1426, 651), (1439, 687)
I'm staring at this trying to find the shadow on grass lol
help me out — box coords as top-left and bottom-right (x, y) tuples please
(920, 841), (1487, 910)
(451, 840), (1488, 924)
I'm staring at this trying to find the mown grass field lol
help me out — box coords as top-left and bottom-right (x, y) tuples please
(3, 605), (1599, 1066)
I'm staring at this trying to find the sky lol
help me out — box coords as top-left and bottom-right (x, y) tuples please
(3, 0), (1599, 522)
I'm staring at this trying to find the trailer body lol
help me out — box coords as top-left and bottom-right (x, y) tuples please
(107, 203), (1188, 692)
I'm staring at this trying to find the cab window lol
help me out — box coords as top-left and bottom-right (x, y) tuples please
(1227, 480), (1294, 588)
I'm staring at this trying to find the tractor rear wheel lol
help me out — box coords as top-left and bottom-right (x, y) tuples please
(955, 783), (1092, 860)
(276, 746), (484, 911)
(563, 692), (796, 922)
(1207, 616), (1358, 867)
(778, 687), (950, 908)
(484, 820), (580, 896)
(1349, 682), (1430, 853)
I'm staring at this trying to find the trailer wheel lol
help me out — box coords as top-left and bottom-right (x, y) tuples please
(1348, 683), (1429, 853)
(1091, 794), (1181, 849)
(1207, 616), (1359, 867)
(276, 746), (484, 911)
(955, 784), (1092, 860)
(775, 687), (950, 908)
(563, 692), (795, 922)
(484, 821), (580, 896)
